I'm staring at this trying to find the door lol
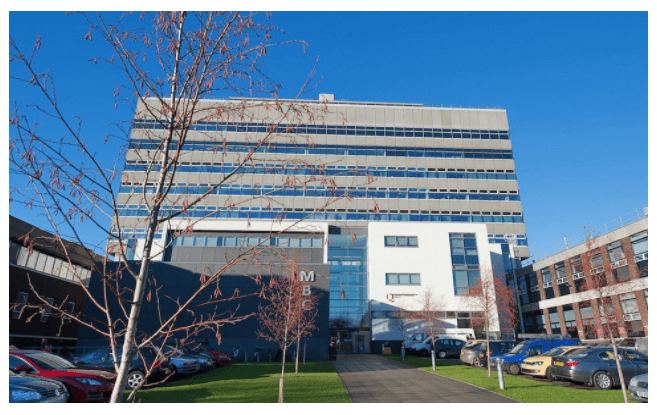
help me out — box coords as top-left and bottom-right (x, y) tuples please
(624, 350), (648, 377)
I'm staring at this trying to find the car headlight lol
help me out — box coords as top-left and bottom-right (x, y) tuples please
(200, 358), (208, 364)
(12, 389), (42, 401)
(529, 361), (544, 366)
(76, 378), (103, 386)
(630, 378), (638, 386)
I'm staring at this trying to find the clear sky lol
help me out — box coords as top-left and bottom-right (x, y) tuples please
(8, 11), (648, 260)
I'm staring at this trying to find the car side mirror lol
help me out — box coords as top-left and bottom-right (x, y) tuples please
(14, 365), (33, 373)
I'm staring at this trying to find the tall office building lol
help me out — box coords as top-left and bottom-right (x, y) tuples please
(113, 94), (528, 354)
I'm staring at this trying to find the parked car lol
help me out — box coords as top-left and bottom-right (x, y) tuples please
(521, 346), (585, 379)
(494, 338), (582, 375)
(10, 350), (115, 402)
(176, 345), (216, 370)
(9, 369), (68, 403)
(411, 337), (465, 358)
(183, 342), (230, 366)
(550, 347), (648, 389)
(628, 373), (648, 402)
(464, 341), (517, 367)
(75, 345), (172, 389)
(404, 332), (429, 353)
(634, 338), (648, 356)
(162, 346), (201, 374)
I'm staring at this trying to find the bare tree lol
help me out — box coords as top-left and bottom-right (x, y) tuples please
(291, 288), (319, 376)
(390, 308), (414, 361)
(464, 266), (518, 378)
(577, 230), (644, 401)
(410, 288), (448, 371)
(10, 11), (372, 402)
(255, 261), (307, 403)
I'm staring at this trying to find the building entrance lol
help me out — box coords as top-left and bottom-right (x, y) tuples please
(331, 329), (369, 354)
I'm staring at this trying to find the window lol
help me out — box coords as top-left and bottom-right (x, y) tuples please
(630, 231), (648, 277)
(63, 301), (75, 323)
(541, 267), (554, 299)
(549, 307), (560, 331)
(450, 233), (480, 295)
(563, 305), (576, 328)
(527, 272), (540, 303)
(41, 297), (55, 322)
(386, 273), (421, 285)
(385, 236), (418, 247)
(536, 313), (546, 332)
(607, 240), (625, 263)
(523, 313), (535, 333)
(12, 292), (29, 319)
(620, 293), (639, 314)
(590, 253), (603, 268)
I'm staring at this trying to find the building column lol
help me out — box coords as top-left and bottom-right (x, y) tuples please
(542, 308), (552, 335)
(634, 289), (648, 336)
(556, 305), (568, 335)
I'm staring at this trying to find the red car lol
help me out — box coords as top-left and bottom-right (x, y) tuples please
(10, 350), (115, 403)
(185, 342), (231, 366)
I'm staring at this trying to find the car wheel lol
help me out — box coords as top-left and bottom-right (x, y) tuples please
(438, 350), (447, 359)
(546, 367), (556, 381)
(593, 371), (613, 390)
(473, 358), (482, 367)
(507, 363), (520, 376)
(126, 370), (145, 390)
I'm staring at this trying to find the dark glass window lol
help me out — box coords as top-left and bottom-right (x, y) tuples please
(450, 233), (480, 295)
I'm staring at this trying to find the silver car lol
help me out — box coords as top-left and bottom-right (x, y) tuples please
(163, 346), (200, 374)
(628, 373), (648, 402)
(9, 369), (69, 403)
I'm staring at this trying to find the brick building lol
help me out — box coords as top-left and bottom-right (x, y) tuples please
(514, 208), (648, 340)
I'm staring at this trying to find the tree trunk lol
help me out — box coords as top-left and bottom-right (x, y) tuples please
(109, 13), (185, 403)
(295, 338), (300, 376)
(610, 335), (629, 403)
(279, 345), (286, 403)
(303, 339), (306, 366)
(486, 321), (491, 378)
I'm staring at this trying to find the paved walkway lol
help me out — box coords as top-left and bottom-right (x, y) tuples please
(332, 354), (518, 403)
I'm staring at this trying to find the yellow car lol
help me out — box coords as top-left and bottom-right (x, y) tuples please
(521, 346), (586, 379)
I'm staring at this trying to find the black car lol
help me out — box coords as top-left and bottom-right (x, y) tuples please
(432, 339), (467, 359)
(75, 346), (172, 390)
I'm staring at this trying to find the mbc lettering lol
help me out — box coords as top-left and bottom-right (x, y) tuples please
(299, 270), (315, 310)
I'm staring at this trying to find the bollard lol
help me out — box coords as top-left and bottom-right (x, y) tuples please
(431, 349), (436, 371)
(496, 359), (505, 390)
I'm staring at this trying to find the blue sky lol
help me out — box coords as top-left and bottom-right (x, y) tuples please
(9, 11), (648, 260)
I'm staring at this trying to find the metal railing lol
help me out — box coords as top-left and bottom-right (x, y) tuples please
(522, 206), (647, 267)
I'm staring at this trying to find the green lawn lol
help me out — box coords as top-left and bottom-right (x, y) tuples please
(385, 355), (635, 403)
(127, 362), (350, 403)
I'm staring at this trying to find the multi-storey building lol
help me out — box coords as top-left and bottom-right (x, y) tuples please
(111, 94), (528, 355)
(9, 215), (99, 349)
(515, 208), (648, 340)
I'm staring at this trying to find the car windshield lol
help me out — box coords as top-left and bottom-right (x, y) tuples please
(508, 342), (530, 355)
(26, 352), (76, 370)
(542, 347), (568, 357)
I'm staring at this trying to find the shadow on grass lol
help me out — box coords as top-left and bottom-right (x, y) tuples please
(127, 362), (350, 403)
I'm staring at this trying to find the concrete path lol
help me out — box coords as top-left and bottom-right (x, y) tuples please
(332, 354), (518, 403)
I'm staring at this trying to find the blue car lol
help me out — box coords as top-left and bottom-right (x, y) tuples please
(493, 338), (581, 375)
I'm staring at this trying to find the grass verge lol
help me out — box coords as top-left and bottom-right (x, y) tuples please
(126, 362), (350, 403)
(384, 355), (635, 403)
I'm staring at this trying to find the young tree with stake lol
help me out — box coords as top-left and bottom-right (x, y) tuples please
(410, 288), (448, 371)
(464, 266), (518, 378)
(576, 231), (644, 402)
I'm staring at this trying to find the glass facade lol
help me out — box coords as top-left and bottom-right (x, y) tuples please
(328, 233), (369, 329)
(449, 233), (481, 295)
